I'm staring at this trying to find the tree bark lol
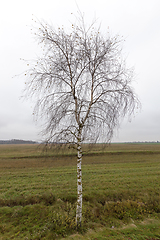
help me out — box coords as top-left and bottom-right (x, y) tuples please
(76, 137), (82, 227)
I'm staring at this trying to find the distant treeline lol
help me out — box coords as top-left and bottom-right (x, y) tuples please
(0, 139), (38, 144)
(125, 141), (160, 144)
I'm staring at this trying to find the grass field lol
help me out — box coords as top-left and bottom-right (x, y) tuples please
(0, 143), (160, 239)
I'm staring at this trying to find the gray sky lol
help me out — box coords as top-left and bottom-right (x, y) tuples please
(0, 0), (160, 142)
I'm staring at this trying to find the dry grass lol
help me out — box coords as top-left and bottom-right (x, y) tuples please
(0, 143), (160, 239)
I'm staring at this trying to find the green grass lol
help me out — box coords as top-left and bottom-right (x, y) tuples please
(0, 143), (160, 239)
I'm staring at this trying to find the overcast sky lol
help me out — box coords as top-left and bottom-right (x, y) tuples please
(0, 0), (160, 142)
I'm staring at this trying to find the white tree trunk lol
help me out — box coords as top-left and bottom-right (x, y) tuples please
(76, 139), (82, 227)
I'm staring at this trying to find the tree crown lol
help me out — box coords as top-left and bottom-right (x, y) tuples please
(24, 14), (140, 144)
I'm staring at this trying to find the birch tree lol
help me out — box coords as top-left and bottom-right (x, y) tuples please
(24, 14), (139, 227)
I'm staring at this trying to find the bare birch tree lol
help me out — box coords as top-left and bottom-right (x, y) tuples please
(24, 14), (139, 227)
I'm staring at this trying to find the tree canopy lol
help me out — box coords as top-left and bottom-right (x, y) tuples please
(24, 15), (139, 145)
